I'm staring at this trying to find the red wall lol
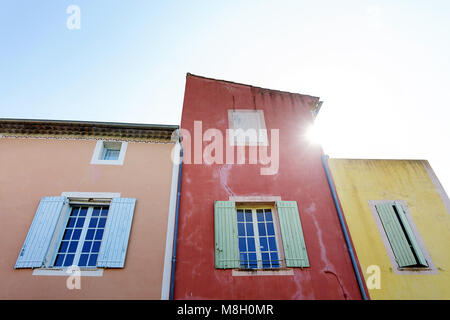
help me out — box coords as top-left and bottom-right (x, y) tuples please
(175, 74), (362, 299)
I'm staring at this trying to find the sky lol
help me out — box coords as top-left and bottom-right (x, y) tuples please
(1, 0), (449, 194)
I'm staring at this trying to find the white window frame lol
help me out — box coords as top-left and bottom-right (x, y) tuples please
(228, 109), (268, 146)
(90, 140), (128, 165)
(236, 206), (284, 270)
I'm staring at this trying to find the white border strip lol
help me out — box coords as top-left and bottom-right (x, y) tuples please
(33, 269), (104, 277)
(161, 142), (181, 300)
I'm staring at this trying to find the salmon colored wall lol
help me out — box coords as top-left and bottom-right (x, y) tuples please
(174, 75), (363, 299)
(328, 159), (450, 299)
(0, 137), (174, 299)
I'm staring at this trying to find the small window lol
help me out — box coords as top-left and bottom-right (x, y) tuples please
(101, 142), (121, 160)
(228, 110), (268, 146)
(91, 140), (128, 165)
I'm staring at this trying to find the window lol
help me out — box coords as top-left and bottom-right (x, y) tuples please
(237, 207), (281, 269)
(91, 140), (128, 165)
(214, 200), (309, 270)
(228, 110), (268, 146)
(370, 200), (436, 273)
(102, 143), (121, 160)
(15, 195), (136, 270)
(54, 205), (109, 268)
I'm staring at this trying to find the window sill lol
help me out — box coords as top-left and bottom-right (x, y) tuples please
(32, 268), (104, 277)
(232, 268), (294, 277)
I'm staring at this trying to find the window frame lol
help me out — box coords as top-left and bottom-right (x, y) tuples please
(51, 205), (109, 269)
(368, 200), (437, 275)
(90, 140), (128, 165)
(235, 204), (286, 270)
(227, 196), (299, 276)
(42, 192), (120, 271)
(227, 109), (268, 146)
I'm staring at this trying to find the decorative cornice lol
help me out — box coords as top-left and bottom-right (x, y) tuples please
(0, 119), (179, 142)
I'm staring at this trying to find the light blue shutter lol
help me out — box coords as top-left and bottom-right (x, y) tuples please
(214, 201), (239, 269)
(276, 201), (309, 267)
(375, 202), (417, 267)
(15, 196), (67, 269)
(97, 198), (136, 268)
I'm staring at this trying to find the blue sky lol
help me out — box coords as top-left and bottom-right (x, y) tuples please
(1, 0), (449, 193)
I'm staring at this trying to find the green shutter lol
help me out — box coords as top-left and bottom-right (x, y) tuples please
(375, 202), (418, 267)
(393, 203), (428, 267)
(214, 201), (239, 269)
(276, 201), (309, 267)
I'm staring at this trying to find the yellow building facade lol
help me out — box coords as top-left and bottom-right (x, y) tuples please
(327, 159), (450, 300)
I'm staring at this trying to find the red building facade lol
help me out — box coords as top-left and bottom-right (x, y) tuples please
(174, 74), (364, 299)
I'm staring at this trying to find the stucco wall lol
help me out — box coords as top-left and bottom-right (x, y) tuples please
(0, 137), (174, 299)
(328, 159), (450, 299)
(174, 75), (363, 300)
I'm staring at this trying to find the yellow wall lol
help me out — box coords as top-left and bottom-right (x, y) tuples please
(328, 159), (450, 300)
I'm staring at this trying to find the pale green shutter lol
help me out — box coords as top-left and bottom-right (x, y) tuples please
(214, 201), (239, 269)
(393, 203), (428, 267)
(276, 201), (309, 267)
(375, 202), (417, 267)
(15, 196), (67, 268)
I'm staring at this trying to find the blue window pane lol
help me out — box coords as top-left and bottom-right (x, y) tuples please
(267, 223), (275, 235)
(86, 229), (95, 240)
(270, 252), (280, 267)
(247, 238), (256, 252)
(54, 254), (64, 267)
(246, 223), (254, 236)
(240, 253), (248, 268)
(259, 237), (268, 251)
(244, 211), (252, 222)
(94, 229), (104, 240)
(238, 238), (246, 252)
(258, 223), (266, 236)
(79, 208), (88, 216)
(237, 223), (245, 236)
(82, 241), (92, 253)
(72, 229), (82, 240)
(248, 253), (257, 268)
(261, 253), (270, 268)
(92, 207), (101, 216)
(101, 208), (109, 216)
(89, 218), (98, 228)
(237, 211), (244, 222)
(98, 218), (107, 228)
(64, 254), (75, 266)
(70, 207), (79, 216)
(268, 237), (277, 251)
(265, 211), (273, 221)
(75, 218), (85, 228)
(79, 254), (89, 267)
(256, 209), (264, 214)
(104, 149), (119, 160)
(257, 212), (265, 221)
(88, 254), (98, 267)
(63, 229), (72, 240)
(92, 241), (101, 253)
(59, 241), (69, 253)
(68, 241), (78, 253)
(67, 218), (76, 228)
